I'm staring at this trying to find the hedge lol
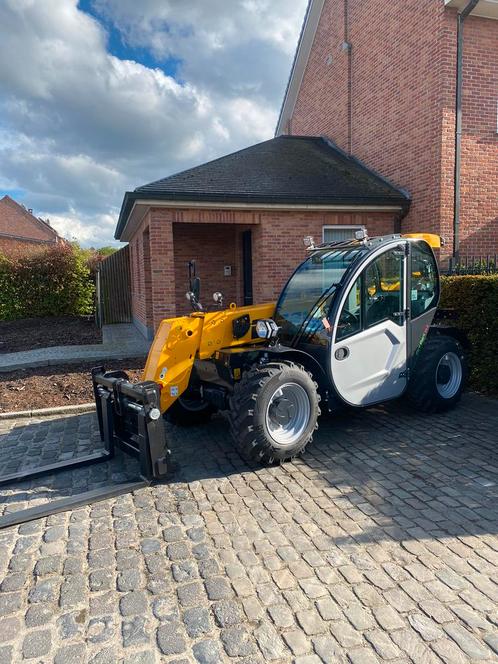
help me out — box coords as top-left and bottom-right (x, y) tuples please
(440, 274), (498, 393)
(0, 244), (94, 320)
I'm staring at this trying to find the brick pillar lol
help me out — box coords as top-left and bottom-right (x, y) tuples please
(142, 228), (153, 329)
(149, 210), (176, 330)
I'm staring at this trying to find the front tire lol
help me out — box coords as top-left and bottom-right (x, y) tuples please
(406, 334), (467, 413)
(228, 361), (320, 464)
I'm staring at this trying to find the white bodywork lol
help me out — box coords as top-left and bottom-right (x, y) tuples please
(330, 244), (408, 406)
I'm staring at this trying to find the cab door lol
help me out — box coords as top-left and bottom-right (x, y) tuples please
(330, 245), (408, 406)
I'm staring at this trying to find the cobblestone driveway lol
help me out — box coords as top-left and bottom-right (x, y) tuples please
(0, 393), (497, 663)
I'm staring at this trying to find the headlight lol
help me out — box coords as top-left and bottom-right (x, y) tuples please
(255, 319), (279, 339)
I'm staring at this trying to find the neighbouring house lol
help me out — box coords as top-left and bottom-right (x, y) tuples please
(0, 195), (62, 256)
(116, 0), (497, 338)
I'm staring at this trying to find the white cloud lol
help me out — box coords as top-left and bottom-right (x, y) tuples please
(0, 0), (307, 245)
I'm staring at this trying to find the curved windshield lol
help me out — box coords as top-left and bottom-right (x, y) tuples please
(275, 247), (365, 340)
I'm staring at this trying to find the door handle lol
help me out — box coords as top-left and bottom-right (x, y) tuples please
(335, 347), (350, 361)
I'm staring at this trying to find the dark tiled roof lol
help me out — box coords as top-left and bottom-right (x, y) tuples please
(115, 136), (410, 239)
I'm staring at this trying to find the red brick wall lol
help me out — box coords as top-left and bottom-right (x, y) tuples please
(253, 210), (396, 302)
(127, 206), (397, 333)
(289, 0), (498, 256)
(440, 12), (498, 256)
(172, 223), (250, 316)
(0, 236), (54, 257)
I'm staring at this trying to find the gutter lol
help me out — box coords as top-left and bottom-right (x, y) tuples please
(453, 0), (479, 258)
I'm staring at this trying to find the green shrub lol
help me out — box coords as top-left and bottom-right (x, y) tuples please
(440, 275), (498, 393)
(0, 244), (95, 320)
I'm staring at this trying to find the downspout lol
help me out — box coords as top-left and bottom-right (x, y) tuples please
(453, 0), (479, 259)
(343, 0), (353, 153)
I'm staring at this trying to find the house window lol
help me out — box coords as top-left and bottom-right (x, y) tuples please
(323, 225), (366, 243)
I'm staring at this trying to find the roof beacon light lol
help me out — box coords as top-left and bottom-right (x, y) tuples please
(355, 229), (367, 241)
(303, 235), (315, 249)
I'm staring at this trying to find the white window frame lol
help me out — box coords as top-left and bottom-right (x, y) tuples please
(322, 224), (367, 242)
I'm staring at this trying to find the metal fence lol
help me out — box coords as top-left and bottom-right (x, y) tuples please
(96, 245), (132, 326)
(442, 255), (498, 275)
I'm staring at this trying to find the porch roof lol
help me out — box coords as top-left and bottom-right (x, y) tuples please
(115, 136), (410, 240)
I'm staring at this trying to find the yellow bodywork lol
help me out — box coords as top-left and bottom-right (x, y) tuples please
(403, 233), (442, 249)
(143, 302), (275, 412)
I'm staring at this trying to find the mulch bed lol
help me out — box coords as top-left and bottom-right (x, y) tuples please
(0, 316), (102, 354)
(0, 358), (145, 412)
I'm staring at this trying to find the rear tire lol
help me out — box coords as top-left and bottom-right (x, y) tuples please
(166, 394), (214, 426)
(228, 361), (320, 464)
(406, 334), (467, 413)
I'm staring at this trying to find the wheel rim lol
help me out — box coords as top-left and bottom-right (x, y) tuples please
(265, 382), (311, 448)
(436, 352), (462, 399)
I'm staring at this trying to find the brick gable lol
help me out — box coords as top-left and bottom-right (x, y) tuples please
(0, 196), (59, 243)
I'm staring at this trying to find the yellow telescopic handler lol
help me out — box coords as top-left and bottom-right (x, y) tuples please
(91, 232), (468, 481)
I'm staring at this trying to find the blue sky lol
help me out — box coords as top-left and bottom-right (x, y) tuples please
(0, 0), (306, 246)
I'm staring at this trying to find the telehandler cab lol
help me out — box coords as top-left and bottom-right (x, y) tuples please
(92, 232), (467, 477)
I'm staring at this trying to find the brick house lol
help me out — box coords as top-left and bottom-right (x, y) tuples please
(0, 195), (62, 256)
(116, 0), (497, 338)
(278, 0), (497, 258)
(115, 137), (409, 338)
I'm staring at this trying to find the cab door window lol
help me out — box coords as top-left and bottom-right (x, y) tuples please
(410, 242), (439, 318)
(365, 249), (404, 327)
(336, 277), (361, 341)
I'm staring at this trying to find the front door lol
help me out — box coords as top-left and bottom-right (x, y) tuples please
(331, 245), (408, 406)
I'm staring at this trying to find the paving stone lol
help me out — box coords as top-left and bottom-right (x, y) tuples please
(347, 647), (379, 664)
(204, 576), (233, 601)
(443, 622), (493, 659)
(87, 616), (115, 644)
(283, 629), (311, 656)
(120, 591), (148, 616)
(57, 610), (86, 639)
(183, 606), (211, 637)
(213, 599), (243, 627)
(117, 569), (142, 592)
(22, 629), (51, 659)
(54, 643), (86, 664)
(483, 633), (498, 656)
(29, 578), (58, 603)
(156, 622), (186, 656)
(268, 603), (294, 628)
(122, 652), (156, 664)
(122, 616), (149, 647)
(344, 604), (374, 630)
(221, 626), (257, 657)
(296, 609), (327, 635)
(0, 646), (12, 664)
(315, 596), (341, 621)
(0, 616), (19, 642)
(431, 638), (470, 664)
(408, 613), (444, 641)
(365, 629), (401, 659)
(312, 635), (346, 664)
(329, 620), (363, 648)
(25, 603), (54, 628)
(192, 639), (223, 664)
(390, 628), (438, 663)
(373, 604), (405, 631)
(254, 622), (286, 660)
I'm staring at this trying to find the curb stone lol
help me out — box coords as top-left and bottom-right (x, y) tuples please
(0, 403), (95, 420)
